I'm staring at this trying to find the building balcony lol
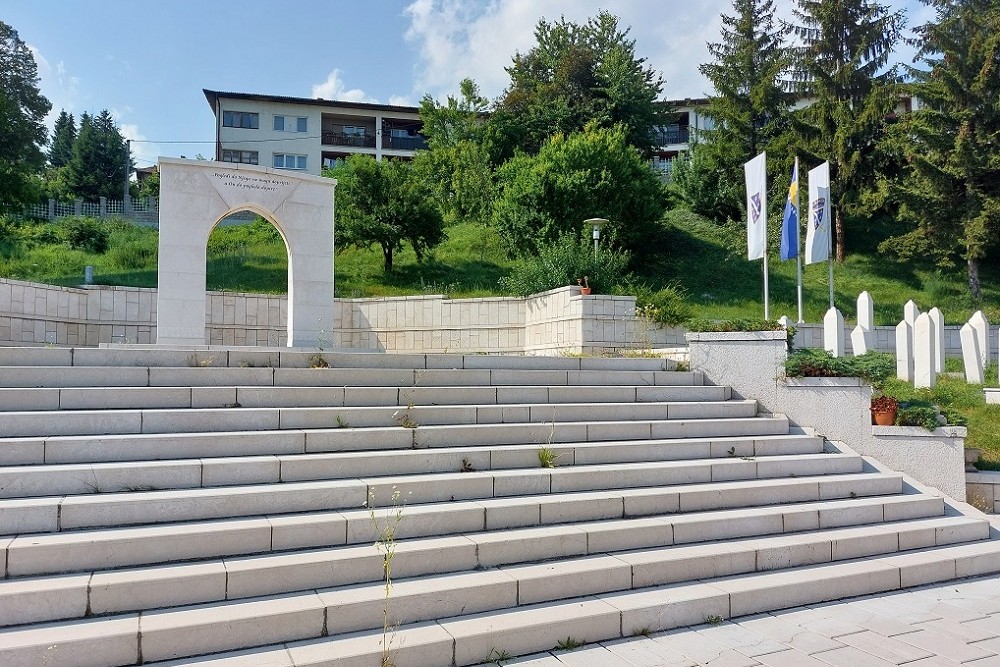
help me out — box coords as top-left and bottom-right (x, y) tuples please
(653, 127), (690, 146)
(322, 131), (376, 149)
(383, 134), (428, 151)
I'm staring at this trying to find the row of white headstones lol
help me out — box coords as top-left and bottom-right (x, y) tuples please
(777, 291), (993, 389)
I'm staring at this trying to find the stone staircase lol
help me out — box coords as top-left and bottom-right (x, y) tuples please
(0, 347), (997, 667)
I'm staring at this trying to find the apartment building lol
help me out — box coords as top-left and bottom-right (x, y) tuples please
(204, 88), (719, 178)
(203, 89), (427, 176)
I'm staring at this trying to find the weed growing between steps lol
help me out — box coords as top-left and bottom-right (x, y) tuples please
(538, 447), (561, 468)
(368, 486), (406, 667)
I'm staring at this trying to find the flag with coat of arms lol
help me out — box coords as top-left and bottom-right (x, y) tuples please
(744, 152), (767, 260)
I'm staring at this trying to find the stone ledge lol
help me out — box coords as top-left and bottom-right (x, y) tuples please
(686, 331), (786, 342)
(785, 377), (863, 387)
(985, 389), (1000, 405)
(872, 425), (968, 438)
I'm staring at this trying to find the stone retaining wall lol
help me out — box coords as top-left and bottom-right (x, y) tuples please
(967, 471), (1000, 514)
(1, 278), (685, 354)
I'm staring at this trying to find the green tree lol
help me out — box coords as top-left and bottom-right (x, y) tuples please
(48, 109), (76, 167)
(326, 155), (445, 273)
(879, 0), (1000, 299)
(488, 11), (669, 160)
(66, 110), (129, 201)
(0, 20), (51, 211)
(788, 0), (905, 261)
(492, 123), (665, 257)
(417, 78), (495, 225)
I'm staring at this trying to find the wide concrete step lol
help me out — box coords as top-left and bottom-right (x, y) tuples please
(0, 434), (827, 498)
(0, 474), (913, 576)
(0, 383), (730, 412)
(0, 399), (760, 438)
(0, 452), (864, 533)
(0, 347), (678, 372)
(0, 365), (701, 389)
(0, 415), (793, 466)
(4, 535), (999, 667)
(0, 514), (985, 628)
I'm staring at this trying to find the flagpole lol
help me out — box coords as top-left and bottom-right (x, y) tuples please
(795, 156), (803, 323)
(827, 209), (834, 310)
(763, 245), (770, 320)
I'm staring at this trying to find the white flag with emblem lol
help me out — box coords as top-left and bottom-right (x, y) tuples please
(806, 161), (831, 265)
(744, 152), (767, 260)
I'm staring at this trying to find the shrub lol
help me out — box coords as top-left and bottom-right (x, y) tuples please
(498, 234), (630, 296)
(56, 216), (110, 253)
(785, 349), (895, 389)
(632, 284), (692, 327)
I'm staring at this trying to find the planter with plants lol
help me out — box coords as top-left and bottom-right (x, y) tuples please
(870, 394), (899, 426)
(576, 276), (591, 295)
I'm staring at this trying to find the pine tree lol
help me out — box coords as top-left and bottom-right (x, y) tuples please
(694, 0), (793, 222)
(67, 109), (129, 201)
(700, 0), (792, 163)
(879, 0), (1000, 300)
(788, 0), (905, 261)
(48, 109), (76, 167)
(0, 20), (51, 209)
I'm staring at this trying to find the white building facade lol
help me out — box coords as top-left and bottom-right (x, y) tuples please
(204, 89), (427, 176)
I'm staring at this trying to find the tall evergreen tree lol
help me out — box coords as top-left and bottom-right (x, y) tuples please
(879, 0), (1000, 299)
(788, 0), (905, 261)
(48, 109), (76, 167)
(0, 20), (51, 210)
(67, 109), (129, 201)
(692, 0), (793, 222)
(700, 0), (792, 163)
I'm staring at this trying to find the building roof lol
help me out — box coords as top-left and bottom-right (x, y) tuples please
(203, 89), (422, 116)
(204, 88), (711, 117)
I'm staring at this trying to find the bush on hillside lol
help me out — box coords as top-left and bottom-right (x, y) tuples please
(498, 234), (630, 296)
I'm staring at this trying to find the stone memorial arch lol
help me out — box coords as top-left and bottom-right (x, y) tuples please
(156, 158), (335, 347)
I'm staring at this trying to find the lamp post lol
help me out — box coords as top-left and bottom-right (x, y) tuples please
(585, 218), (607, 258)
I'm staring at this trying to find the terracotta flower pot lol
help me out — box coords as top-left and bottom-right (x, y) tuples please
(871, 409), (897, 426)
(580, 287), (592, 295)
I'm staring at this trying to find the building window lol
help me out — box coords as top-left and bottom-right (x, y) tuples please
(390, 128), (412, 138)
(221, 149), (259, 165)
(222, 110), (259, 129)
(274, 115), (308, 132)
(273, 153), (307, 170)
(343, 126), (366, 137)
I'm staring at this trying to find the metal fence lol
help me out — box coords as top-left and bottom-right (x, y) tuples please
(11, 197), (160, 227)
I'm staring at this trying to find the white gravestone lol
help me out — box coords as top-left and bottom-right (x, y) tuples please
(929, 307), (945, 373)
(824, 308), (845, 357)
(855, 291), (874, 353)
(961, 322), (984, 384)
(857, 291), (874, 331)
(896, 320), (913, 382)
(851, 325), (870, 355)
(970, 310), (990, 367)
(904, 300), (920, 328)
(914, 312), (937, 389)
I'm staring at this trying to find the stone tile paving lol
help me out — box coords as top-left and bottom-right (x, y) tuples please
(476, 575), (1000, 667)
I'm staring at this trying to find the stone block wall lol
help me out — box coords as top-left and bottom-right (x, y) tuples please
(331, 294), (525, 353)
(792, 322), (999, 361)
(0, 278), (285, 347)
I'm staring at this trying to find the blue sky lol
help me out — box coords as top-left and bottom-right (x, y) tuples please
(5, 0), (926, 170)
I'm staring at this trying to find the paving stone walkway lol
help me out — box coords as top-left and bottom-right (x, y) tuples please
(478, 574), (1000, 667)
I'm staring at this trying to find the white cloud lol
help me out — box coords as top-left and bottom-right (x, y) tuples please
(311, 69), (378, 103)
(28, 44), (81, 130)
(401, 0), (924, 103)
(402, 0), (732, 102)
(388, 95), (414, 107)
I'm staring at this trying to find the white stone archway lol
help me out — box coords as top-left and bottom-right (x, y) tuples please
(156, 158), (336, 347)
